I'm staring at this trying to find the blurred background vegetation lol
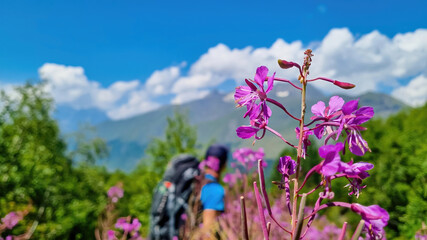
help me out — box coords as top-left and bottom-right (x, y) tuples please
(0, 83), (425, 239)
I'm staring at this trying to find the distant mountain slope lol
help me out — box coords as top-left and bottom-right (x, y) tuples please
(54, 105), (109, 132)
(90, 85), (407, 171)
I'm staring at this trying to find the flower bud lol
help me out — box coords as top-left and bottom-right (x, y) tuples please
(333, 80), (355, 89)
(278, 59), (297, 69)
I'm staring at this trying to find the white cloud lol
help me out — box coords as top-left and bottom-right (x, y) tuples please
(39, 63), (95, 105)
(38, 63), (159, 120)
(146, 65), (182, 95)
(175, 28), (427, 100)
(310, 28), (427, 95)
(106, 89), (160, 119)
(92, 80), (140, 110)
(172, 40), (304, 94)
(171, 90), (210, 105)
(31, 28), (427, 120)
(392, 75), (427, 107)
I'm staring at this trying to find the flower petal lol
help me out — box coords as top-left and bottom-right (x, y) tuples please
(254, 66), (269, 88)
(328, 96), (345, 114)
(311, 101), (326, 117)
(342, 99), (359, 115)
(245, 79), (258, 91)
(353, 106), (374, 125)
(265, 72), (275, 93)
(236, 126), (259, 139)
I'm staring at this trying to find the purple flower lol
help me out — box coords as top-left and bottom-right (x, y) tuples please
(351, 204), (389, 239)
(107, 230), (117, 240)
(223, 172), (241, 186)
(115, 217), (127, 229)
(115, 217), (140, 232)
(312, 96), (345, 119)
(277, 156), (297, 176)
(1, 212), (22, 230)
(416, 233), (427, 240)
(310, 97), (374, 156)
(317, 142), (344, 177)
(295, 127), (313, 158)
(131, 218), (141, 232)
(130, 232), (143, 240)
(234, 66), (275, 121)
(311, 96), (345, 139)
(108, 186), (124, 203)
(345, 178), (367, 198)
(347, 127), (371, 156)
(338, 100), (374, 156)
(341, 161), (374, 179)
(232, 147), (265, 169)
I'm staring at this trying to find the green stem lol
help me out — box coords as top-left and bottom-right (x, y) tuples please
(292, 193), (307, 240)
(351, 220), (365, 240)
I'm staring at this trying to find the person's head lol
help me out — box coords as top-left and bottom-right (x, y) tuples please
(205, 144), (229, 173)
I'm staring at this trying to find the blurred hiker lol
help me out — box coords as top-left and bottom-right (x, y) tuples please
(197, 145), (228, 238)
(149, 144), (228, 240)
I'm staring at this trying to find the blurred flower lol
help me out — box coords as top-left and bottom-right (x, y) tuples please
(130, 232), (143, 240)
(232, 147), (265, 169)
(107, 230), (117, 240)
(416, 233), (427, 240)
(108, 186), (124, 203)
(351, 204), (389, 239)
(223, 173), (237, 185)
(115, 217), (141, 233)
(1, 212), (22, 229)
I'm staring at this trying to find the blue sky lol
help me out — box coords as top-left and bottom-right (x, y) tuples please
(1, 0), (427, 120)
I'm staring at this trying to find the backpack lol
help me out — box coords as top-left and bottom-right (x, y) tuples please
(149, 154), (201, 240)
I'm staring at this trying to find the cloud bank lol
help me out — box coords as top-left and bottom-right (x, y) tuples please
(34, 28), (427, 120)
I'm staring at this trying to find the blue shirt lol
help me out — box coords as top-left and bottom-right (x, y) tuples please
(200, 174), (225, 211)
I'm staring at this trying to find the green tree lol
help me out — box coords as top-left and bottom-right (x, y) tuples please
(350, 105), (427, 239)
(145, 110), (199, 174)
(0, 83), (109, 239)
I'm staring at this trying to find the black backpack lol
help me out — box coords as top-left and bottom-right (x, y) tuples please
(149, 154), (201, 240)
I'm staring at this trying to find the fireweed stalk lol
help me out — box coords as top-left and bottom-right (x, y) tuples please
(234, 50), (389, 239)
(219, 148), (343, 239)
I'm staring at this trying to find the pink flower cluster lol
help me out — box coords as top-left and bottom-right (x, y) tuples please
(1, 212), (21, 230)
(108, 185), (124, 203)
